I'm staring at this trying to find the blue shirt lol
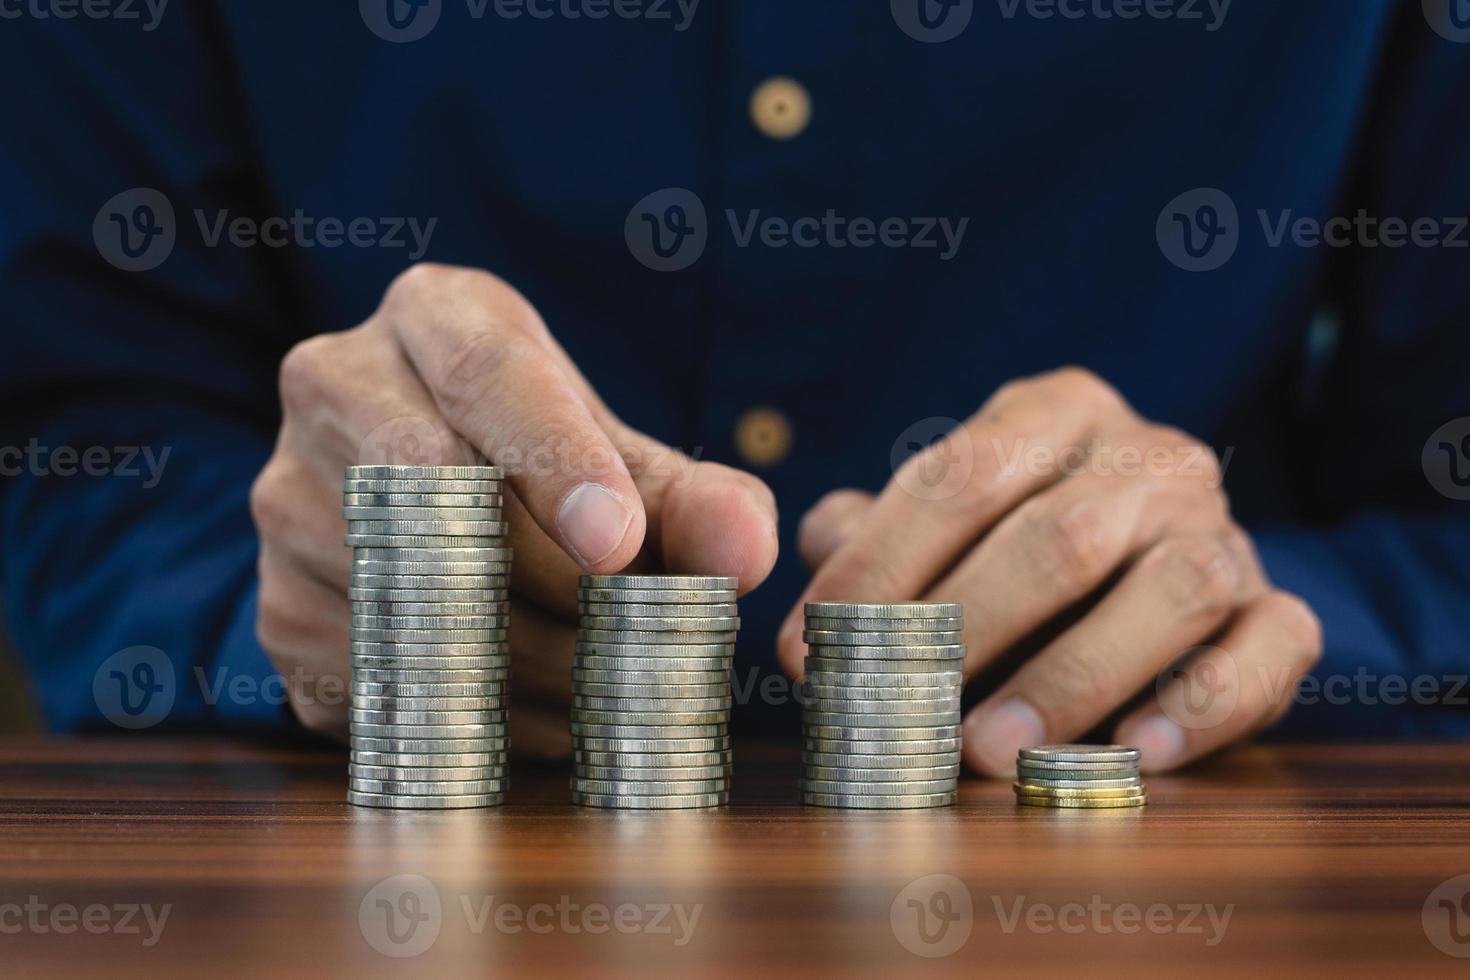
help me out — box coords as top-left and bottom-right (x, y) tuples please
(2, 0), (1468, 736)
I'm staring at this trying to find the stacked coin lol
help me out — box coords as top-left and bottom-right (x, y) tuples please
(570, 574), (737, 809)
(343, 464), (512, 809)
(799, 602), (965, 809)
(1013, 745), (1147, 808)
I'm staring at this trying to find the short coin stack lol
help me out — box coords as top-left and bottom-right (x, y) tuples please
(571, 574), (737, 809)
(799, 602), (965, 809)
(343, 464), (512, 809)
(1013, 745), (1147, 808)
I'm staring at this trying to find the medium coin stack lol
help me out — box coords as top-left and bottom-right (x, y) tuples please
(1013, 745), (1147, 808)
(570, 574), (738, 809)
(343, 464), (512, 809)
(799, 602), (965, 809)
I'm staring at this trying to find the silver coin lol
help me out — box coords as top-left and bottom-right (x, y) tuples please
(574, 641), (735, 657)
(344, 478), (503, 494)
(352, 667), (510, 684)
(801, 791), (956, 809)
(351, 708), (506, 726)
(352, 628), (508, 643)
(353, 681), (508, 698)
(802, 685), (960, 704)
(800, 777), (955, 796)
(802, 670), (962, 689)
(803, 764), (958, 782)
(350, 588), (512, 603)
(351, 750), (507, 767)
(571, 778), (728, 796)
(572, 669), (728, 686)
(580, 615), (740, 632)
(343, 506), (504, 522)
(1016, 775), (1143, 789)
(803, 711), (962, 728)
(354, 547), (512, 562)
(573, 683), (729, 700)
(350, 777), (506, 796)
(574, 764), (729, 782)
(581, 574), (738, 590)
(570, 709), (728, 726)
(574, 751), (731, 768)
(804, 724), (959, 741)
(1015, 759), (1140, 774)
(1018, 744), (1142, 764)
(571, 791), (726, 810)
(803, 694), (961, 714)
(572, 695), (729, 713)
(573, 655), (731, 673)
(351, 656), (510, 671)
(572, 736), (730, 753)
(352, 615), (510, 630)
(570, 722), (725, 739)
(352, 602), (509, 618)
(348, 790), (504, 809)
(578, 629), (737, 645)
(803, 630), (964, 646)
(804, 655), (964, 673)
(803, 751), (960, 770)
(578, 588), (738, 604)
(351, 736), (510, 754)
(352, 558), (511, 574)
(345, 534), (508, 548)
(804, 617), (965, 633)
(352, 573), (510, 590)
(352, 695), (508, 712)
(343, 492), (505, 508)
(347, 465), (503, 479)
(805, 602), (963, 620)
(802, 737), (962, 755)
(578, 602), (740, 618)
(350, 722), (509, 738)
(350, 764), (509, 782)
(347, 519), (509, 535)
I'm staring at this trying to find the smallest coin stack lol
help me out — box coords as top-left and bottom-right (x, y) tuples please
(1013, 745), (1147, 809)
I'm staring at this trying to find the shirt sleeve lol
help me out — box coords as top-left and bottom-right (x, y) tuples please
(0, 6), (296, 731)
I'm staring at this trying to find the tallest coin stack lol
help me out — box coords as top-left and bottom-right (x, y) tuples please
(343, 464), (512, 809)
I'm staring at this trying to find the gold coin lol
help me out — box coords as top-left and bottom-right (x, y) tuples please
(1014, 782), (1147, 800)
(1015, 794), (1149, 809)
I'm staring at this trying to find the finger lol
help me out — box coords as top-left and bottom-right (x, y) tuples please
(926, 446), (1240, 677)
(962, 533), (1248, 775)
(382, 265), (645, 572)
(1114, 591), (1323, 771)
(255, 550), (351, 738)
(777, 368), (1130, 675)
(798, 489), (876, 571)
(250, 445), (352, 591)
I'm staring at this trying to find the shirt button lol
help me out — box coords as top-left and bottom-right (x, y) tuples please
(749, 77), (811, 141)
(734, 407), (794, 467)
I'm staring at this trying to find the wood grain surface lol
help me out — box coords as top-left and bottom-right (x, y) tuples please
(1, 737), (1468, 978)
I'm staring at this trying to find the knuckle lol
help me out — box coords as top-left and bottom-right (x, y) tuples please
(1017, 497), (1114, 592)
(434, 328), (528, 418)
(1050, 366), (1123, 409)
(385, 261), (456, 307)
(1046, 643), (1124, 708)
(247, 465), (291, 539)
(291, 699), (341, 736)
(277, 333), (339, 410)
(1262, 591), (1324, 662)
(1150, 536), (1241, 619)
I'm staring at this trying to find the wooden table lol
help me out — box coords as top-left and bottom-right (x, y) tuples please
(2, 737), (1468, 978)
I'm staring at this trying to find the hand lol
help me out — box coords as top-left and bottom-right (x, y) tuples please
(778, 368), (1321, 774)
(250, 263), (779, 749)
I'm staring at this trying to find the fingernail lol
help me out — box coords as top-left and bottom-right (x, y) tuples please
(1118, 714), (1186, 772)
(964, 697), (1044, 775)
(557, 483), (633, 568)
